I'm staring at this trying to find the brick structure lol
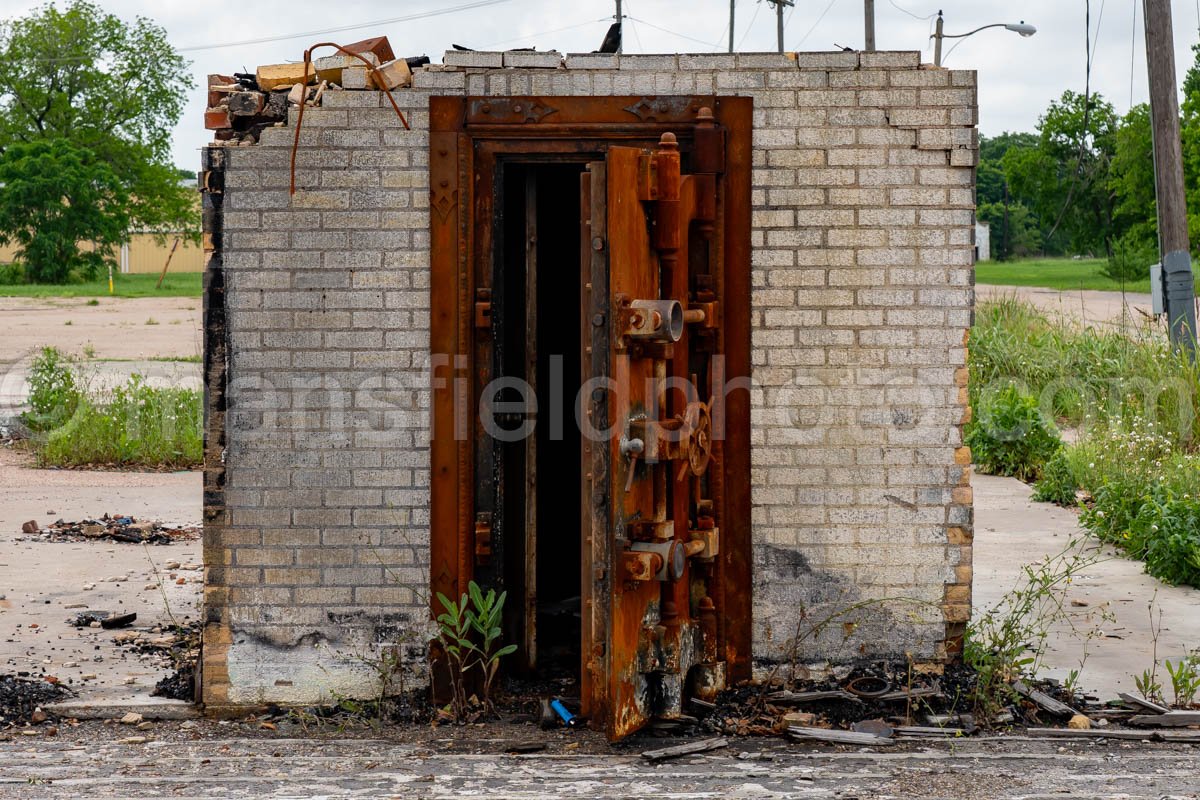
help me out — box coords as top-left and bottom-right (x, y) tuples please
(200, 50), (977, 711)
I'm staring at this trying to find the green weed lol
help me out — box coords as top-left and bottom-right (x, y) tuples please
(965, 384), (1062, 481)
(21, 347), (200, 469)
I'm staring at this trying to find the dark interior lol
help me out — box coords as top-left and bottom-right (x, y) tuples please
(497, 161), (585, 683)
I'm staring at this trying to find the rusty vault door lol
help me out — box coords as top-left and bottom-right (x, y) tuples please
(429, 96), (752, 740)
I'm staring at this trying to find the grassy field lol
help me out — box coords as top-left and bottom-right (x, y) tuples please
(0, 272), (202, 298)
(976, 257), (1153, 293)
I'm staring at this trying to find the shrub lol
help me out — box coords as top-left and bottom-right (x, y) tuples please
(21, 349), (200, 469)
(23, 347), (81, 431)
(966, 384), (1062, 482)
(39, 375), (201, 469)
(1032, 449), (1078, 505)
(0, 261), (25, 284)
(1103, 235), (1156, 283)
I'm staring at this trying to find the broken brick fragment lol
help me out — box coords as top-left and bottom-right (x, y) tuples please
(204, 107), (232, 130)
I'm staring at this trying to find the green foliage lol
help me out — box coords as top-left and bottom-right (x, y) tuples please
(1165, 654), (1200, 707)
(971, 299), (1200, 588)
(1001, 91), (1119, 257)
(1102, 234), (1156, 284)
(21, 349), (200, 468)
(0, 139), (130, 282)
(24, 347), (80, 431)
(0, 1), (197, 283)
(434, 581), (515, 721)
(965, 384), (1061, 482)
(1032, 449), (1078, 506)
(1136, 667), (1164, 705)
(1110, 104), (1158, 249)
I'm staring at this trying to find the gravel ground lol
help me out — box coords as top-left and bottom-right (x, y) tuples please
(0, 723), (1197, 798)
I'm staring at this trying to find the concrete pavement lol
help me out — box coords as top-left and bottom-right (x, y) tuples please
(973, 473), (1200, 700)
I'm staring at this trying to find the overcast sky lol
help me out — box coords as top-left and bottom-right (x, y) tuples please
(2, 0), (1200, 169)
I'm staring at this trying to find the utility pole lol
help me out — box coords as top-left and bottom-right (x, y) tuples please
(865, 0), (876, 50)
(933, 11), (944, 66)
(768, 0), (794, 54)
(1143, 0), (1198, 354)
(615, 0), (624, 53)
(729, 0), (735, 53)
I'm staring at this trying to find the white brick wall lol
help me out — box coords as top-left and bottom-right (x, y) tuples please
(203, 51), (977, 706)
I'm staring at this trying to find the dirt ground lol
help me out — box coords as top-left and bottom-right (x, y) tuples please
(0, 296), (201, 362)
(0, 447), (202, 708)
(0, 295), (202, 413)
(975, 284), (1157, 328)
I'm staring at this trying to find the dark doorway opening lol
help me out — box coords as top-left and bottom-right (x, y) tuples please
(495, 162), (586, 685)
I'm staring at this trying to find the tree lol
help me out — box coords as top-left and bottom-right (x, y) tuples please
(0, 1), (195, 282)
(1004, 91), (1119, 257)
(1109, 103), (1158, 251)
(0, 139), (130, 282)
(978, 132), (1040, 259)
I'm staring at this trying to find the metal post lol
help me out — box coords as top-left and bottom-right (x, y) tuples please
(865, 0), (876, 51)
(1143, 0), (1198, 354)
(775, 0), (784, 53)
(616, 0), (623, 53)
(729, 0), (735, 53)
(933, 11), (944, 66)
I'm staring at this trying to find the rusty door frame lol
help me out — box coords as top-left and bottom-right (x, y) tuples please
(428, 95), (753, 686)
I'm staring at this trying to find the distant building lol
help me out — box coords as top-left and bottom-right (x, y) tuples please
(975, 220), (990, 262)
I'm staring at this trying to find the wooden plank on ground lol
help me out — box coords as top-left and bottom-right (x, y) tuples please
(640, 737), (728, 762)
(1129, 711), (1200, 727)
(788, 727), (895, 746)
(1118, 692), (1169, 714)
(893, 725), (976, 738)
(1012, 680), (1077, 717)
(877, 686), (940, 702)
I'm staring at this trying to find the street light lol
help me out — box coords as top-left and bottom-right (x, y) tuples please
(932, 11), (1037, 66)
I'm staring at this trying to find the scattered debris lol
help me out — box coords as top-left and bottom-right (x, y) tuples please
(0, 675), (72, 727)
(18, 514), (198, 545)
(502, 741), (547, 754)
(641, 736), (728, 762)
(206, 35), (415, 145)
(101, 612), (137, 630)
(765, 689), (858, 705)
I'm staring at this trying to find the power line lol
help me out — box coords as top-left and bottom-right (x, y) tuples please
(1131, 0), (1138, 109)
(888, 0), (936, 21)
(737, 0), (764, 49)
(481, 18), (610, 50)
(623, 0), (645, 52)
(1044, 0), (1094, 248)
(795, 0), (842, 49)
(175, 0), (515, 52)
(623, 16), (724, 49)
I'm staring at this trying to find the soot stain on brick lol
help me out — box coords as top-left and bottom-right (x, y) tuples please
(753, 545), (929, 665)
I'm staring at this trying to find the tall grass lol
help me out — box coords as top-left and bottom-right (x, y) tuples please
(970, 299), (1200, 587)
(22, 347), (201, 469)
